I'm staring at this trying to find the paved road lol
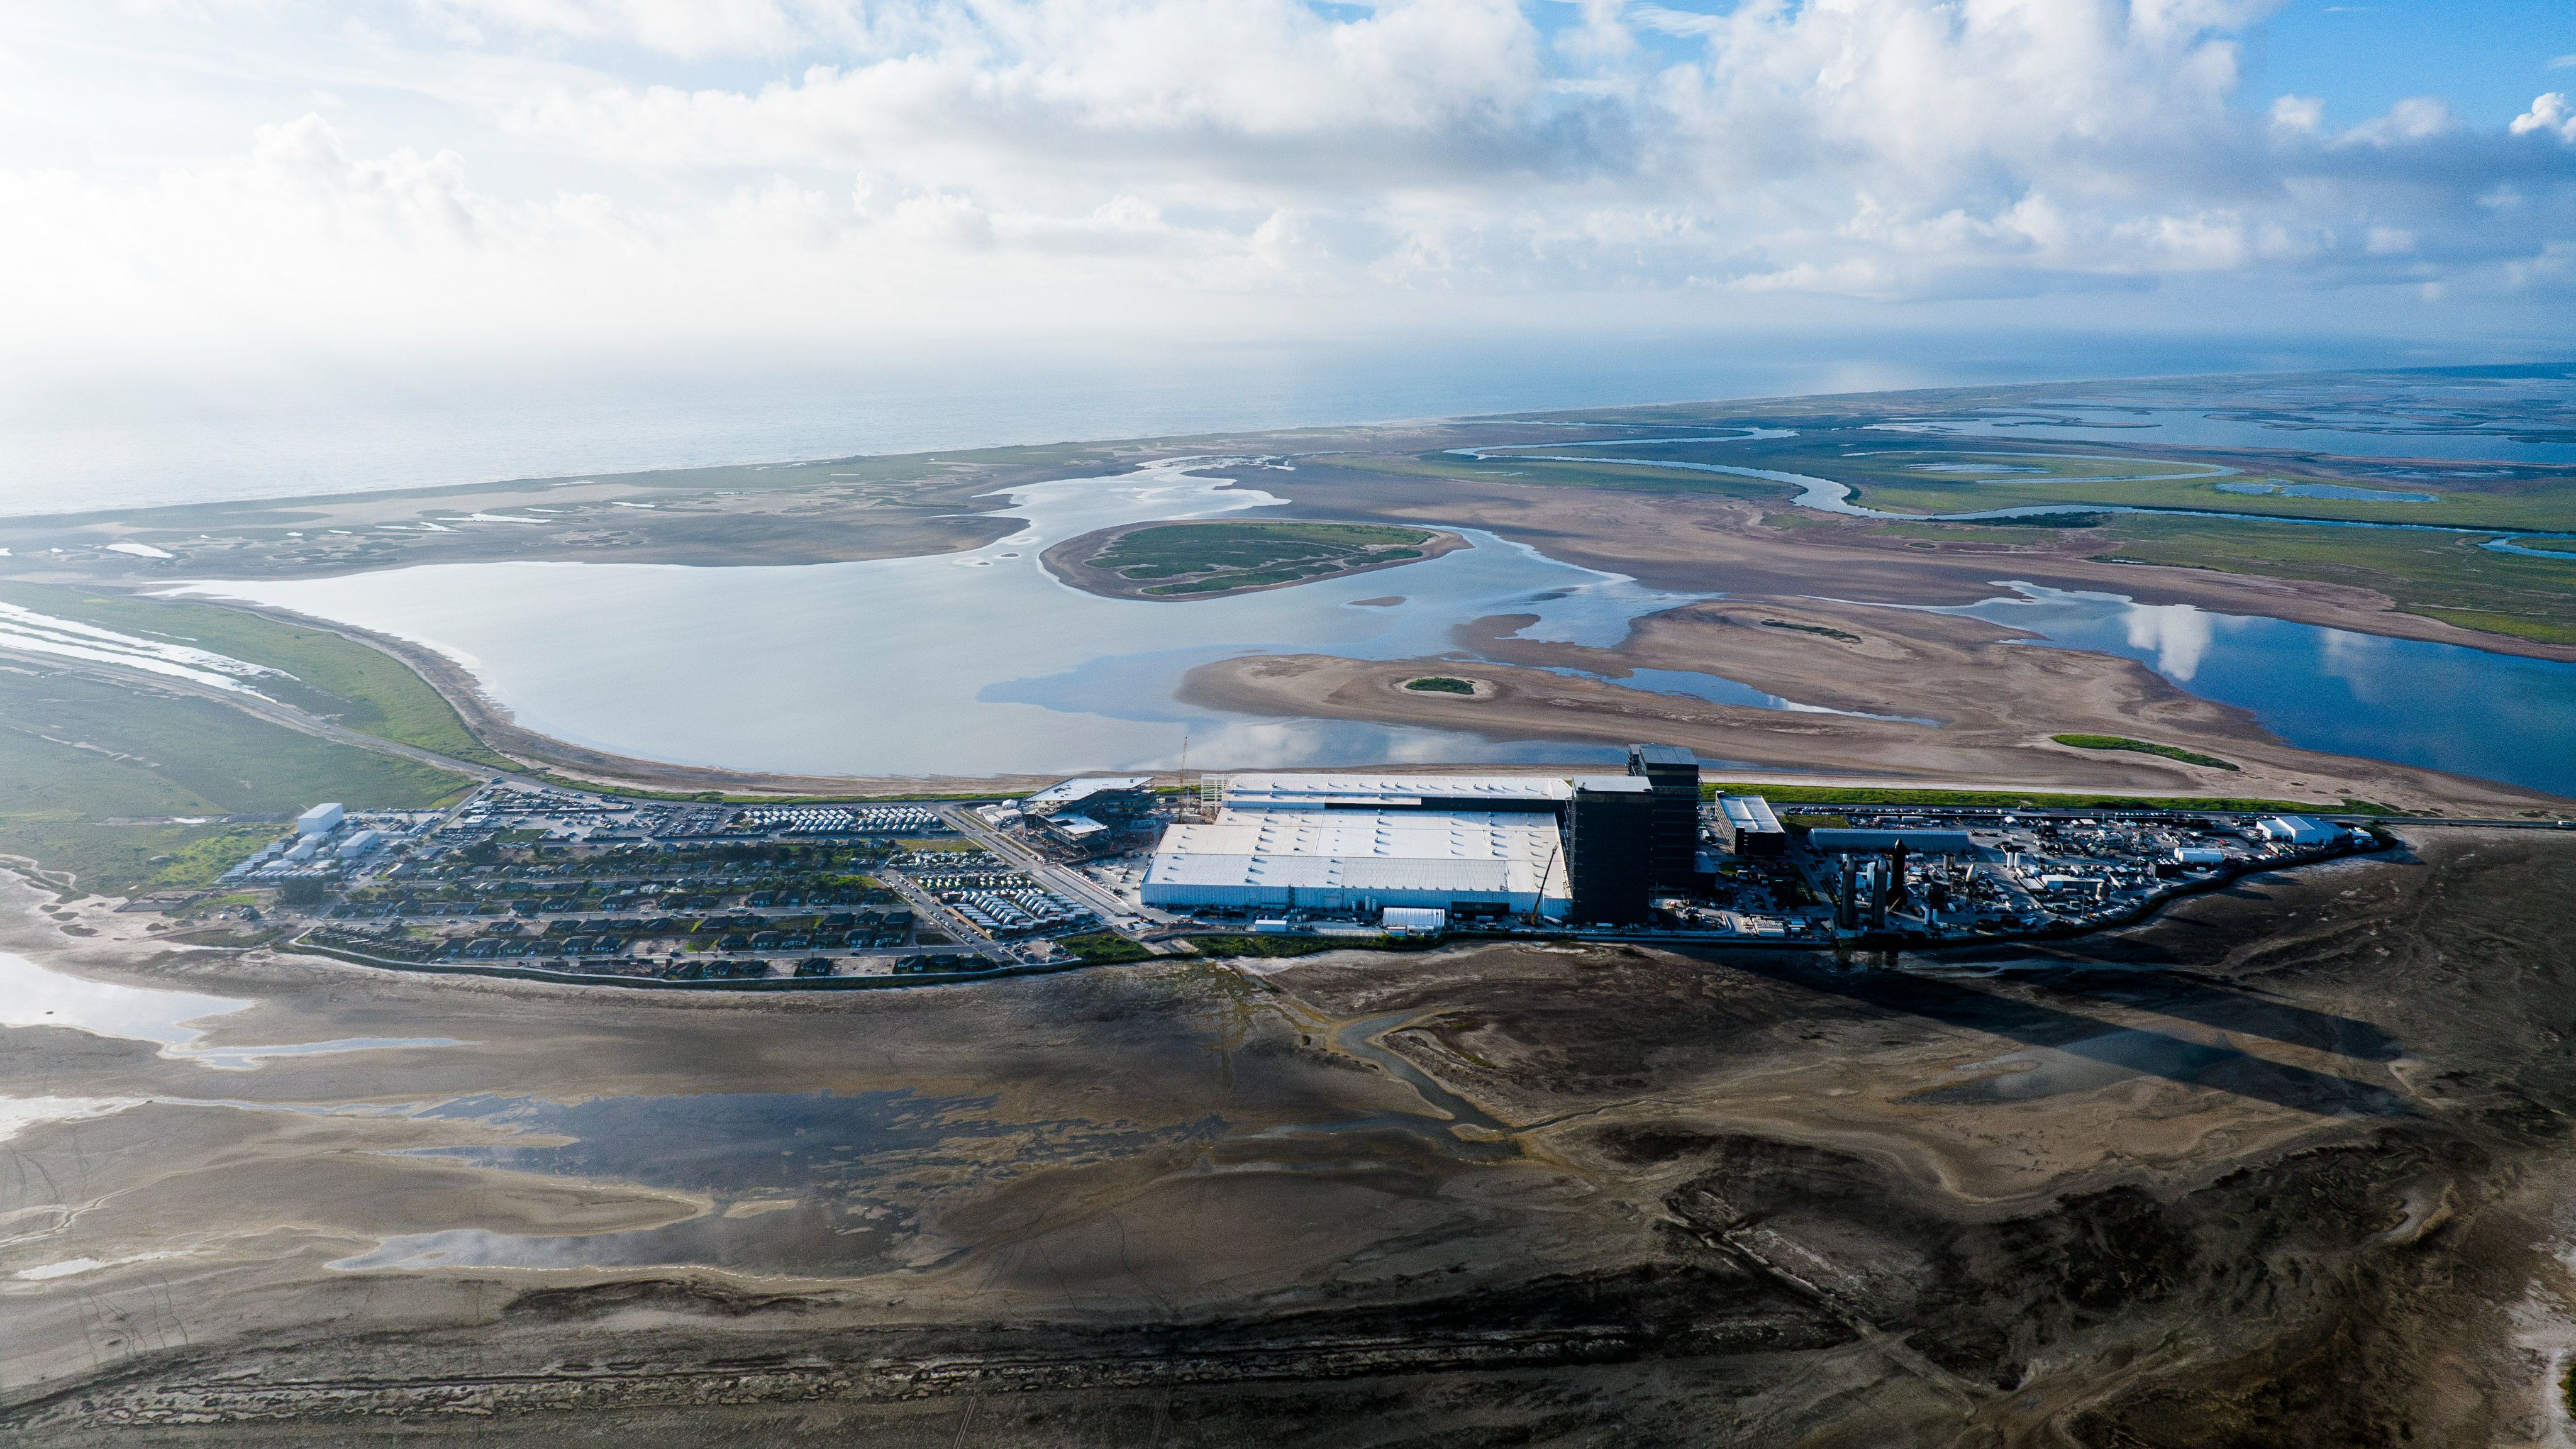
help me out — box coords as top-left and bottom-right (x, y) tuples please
(934, 805), (1175, 940)
(871, 868), (1013, 963)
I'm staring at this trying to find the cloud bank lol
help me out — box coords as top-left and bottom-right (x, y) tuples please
(4, 0), (2572, 356)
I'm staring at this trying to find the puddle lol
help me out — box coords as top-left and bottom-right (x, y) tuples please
(1328, 1012), (1523, 1161)
(0, 950), (467, 1071)
(0, 1095), (145, 1146)
(331, 1089), (1227, 1276)
(1906, 1031), (2242, 1104)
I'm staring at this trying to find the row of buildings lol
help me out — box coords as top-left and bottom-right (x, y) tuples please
(1138, 745), (1706, 926)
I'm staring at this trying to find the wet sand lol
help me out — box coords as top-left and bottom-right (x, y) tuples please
(1177, 591), (2564, 816)
(8, 831), (2576, 1443)
(1262, 458), (2576, 664)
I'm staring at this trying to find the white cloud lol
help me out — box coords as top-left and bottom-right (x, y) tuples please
(2512, 92), (2576, 143)
(0, 0), (2569, 364)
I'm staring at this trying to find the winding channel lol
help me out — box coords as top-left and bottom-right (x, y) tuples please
(1448, 441), (2576, 557)
(1448, 439), (2576, 796)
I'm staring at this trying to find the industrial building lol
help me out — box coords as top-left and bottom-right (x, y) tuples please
(1021, 775), (1158, 850)
(1566, 775), (1657, 924)
(1139, 755), (1701, 925)
(1715, 794), (1786, 857)
(1805, 827), (1977, 855)
(1626, 744), (1702, 887)
(1141, 775), (1574, 917)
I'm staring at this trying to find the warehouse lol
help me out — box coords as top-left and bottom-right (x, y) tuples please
(1142, 774), (1575, 918)
(1715, 794), (1787, 857)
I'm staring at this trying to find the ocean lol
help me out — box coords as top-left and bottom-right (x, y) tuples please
(0, 332), (2402, 519)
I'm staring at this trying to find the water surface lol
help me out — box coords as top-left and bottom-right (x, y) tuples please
(175, 460), (1792, 775)
(1913, 586), (2576, 795)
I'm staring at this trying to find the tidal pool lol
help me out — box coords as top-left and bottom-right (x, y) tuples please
(333, 1088), (1228, 1276)
(0, 952), (462, 1072)
(1913, 586), (2576, 796)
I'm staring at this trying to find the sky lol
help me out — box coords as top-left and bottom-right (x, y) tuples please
(3, 0), (2573, 403)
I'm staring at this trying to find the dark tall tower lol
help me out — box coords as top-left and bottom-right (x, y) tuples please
(1626, 743), (1702, 889)
(1566, 777), (1655, 925)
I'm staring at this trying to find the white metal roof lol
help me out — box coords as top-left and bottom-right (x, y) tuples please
(1146, 807), (1567, 897)
(1219, 772), (1574, 810)
(1024, 775), (1155, 810)
(1718, 794), (1783, 832)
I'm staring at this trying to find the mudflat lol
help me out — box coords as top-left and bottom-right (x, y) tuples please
(5, 830), (2573, 1443)
(1176, 591), (2563, 817)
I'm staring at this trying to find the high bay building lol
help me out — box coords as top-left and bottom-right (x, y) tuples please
(1140, 748), (1702, 926)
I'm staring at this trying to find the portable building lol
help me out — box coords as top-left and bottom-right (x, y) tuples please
(2255, 816), (2336, 847)
(1715, 794), (1787, 857)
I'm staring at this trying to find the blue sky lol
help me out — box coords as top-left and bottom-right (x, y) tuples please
(0, 0), (2570, 383)
(2247, 0), (2573, 126)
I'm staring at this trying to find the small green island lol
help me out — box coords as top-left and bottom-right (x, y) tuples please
(1760, 618), (1862, 643)
(1046, 519), (1465, 601)
(2052, 733), (2240, 771)
(1402, 676), (1480, 695)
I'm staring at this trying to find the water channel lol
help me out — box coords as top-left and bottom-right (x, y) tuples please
(164, 458), (1779, 777)
(138, 444), (2576, 794)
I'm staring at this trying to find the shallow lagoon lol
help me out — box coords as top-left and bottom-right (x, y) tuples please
(170, 458), (2576, 792)
(179, 459), (1738, 776)
(1919, 586), (2576, 797)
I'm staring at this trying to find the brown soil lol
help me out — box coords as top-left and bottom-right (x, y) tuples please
(6, 833), (2575, 1445)
(1258, 457), (2576, 663)
(1177, 589), (2564, 814)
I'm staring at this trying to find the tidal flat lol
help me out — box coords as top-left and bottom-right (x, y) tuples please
(7, 830), (2576, 1445)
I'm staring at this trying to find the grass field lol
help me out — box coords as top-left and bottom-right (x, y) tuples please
(1589, 441), (2576, 531)
(1053, 930), (1153, 963)
(1705, 782), (2384, 813)
(0, 665), (472, 896)
(2052, 734), (2239, 770)
(2089, 514), (2576, 647)
(1088, 520), (1438, 596)
(0, 581), (513, 767)
(1356, 448), (2576, 650)
(1180, 932), (1441, 957)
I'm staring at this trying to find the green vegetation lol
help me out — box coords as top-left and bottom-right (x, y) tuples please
(1087, 520), (1440, 597)
(1403, 676), (1477, 694)
(1760, 619), (1862, 643)
(0, 581), (513, 767)
(2051, 734), (2240, 771)
(1704, 782), (2380, 813)
(1779, 813), (1853, 831)
(1869, 516), (2107, 538)
(1182, 932), (1443, 958)
(0, 665), (473, 895)
(2089, 514), (2576, 647)
(1053, 931), (1153, 964)
(1792, 447), (2576, 532)
(1362, 442), (2575, 650)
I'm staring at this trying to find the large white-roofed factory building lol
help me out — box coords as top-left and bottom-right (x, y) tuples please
(1140, 752), (1703, 926)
